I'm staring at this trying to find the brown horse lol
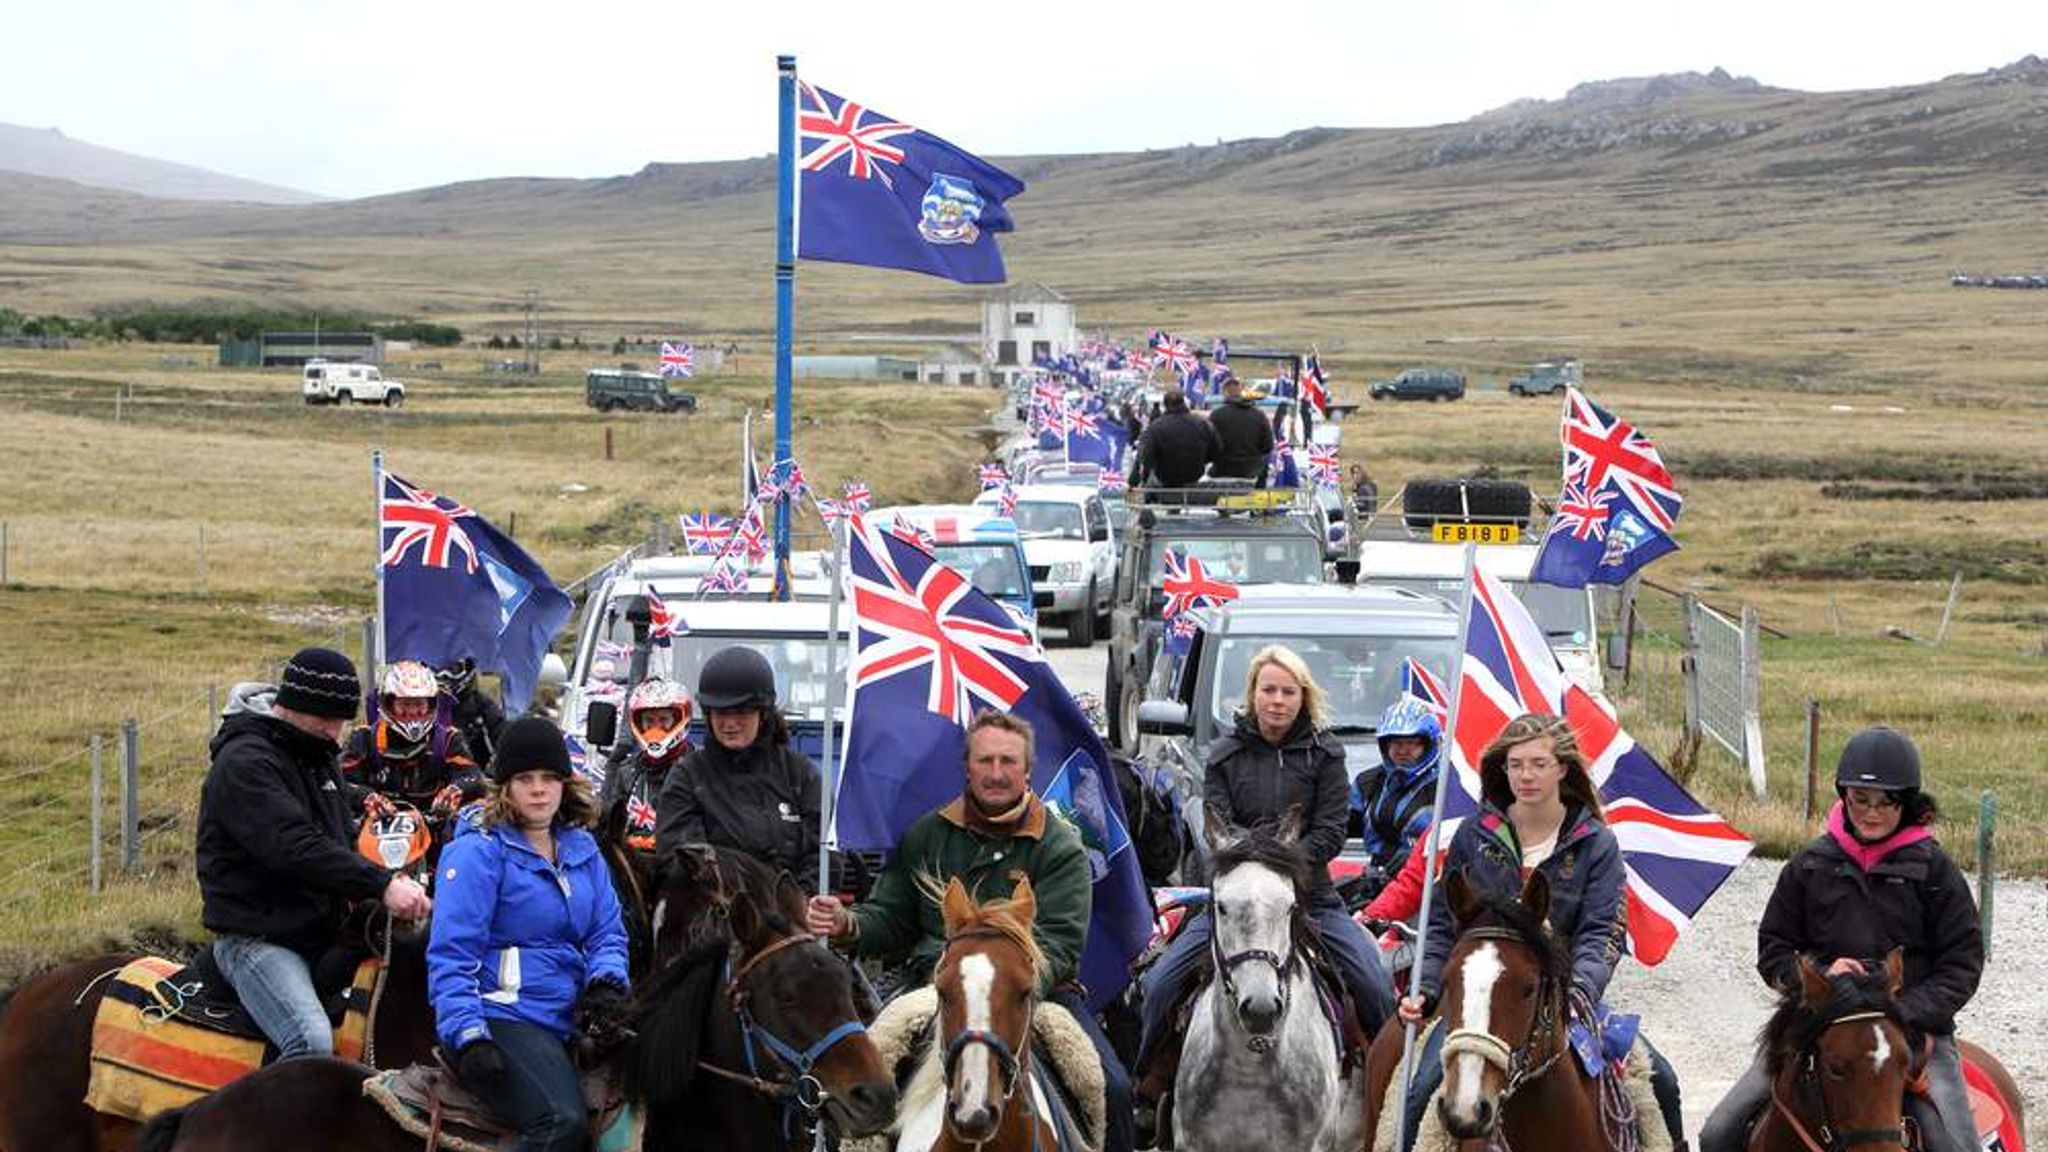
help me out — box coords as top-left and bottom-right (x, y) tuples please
(896, 876), (1062, 1152)
(135, 848), (897, 1152)
(1365, 868), (1626, 1152)
(1755, 954), (2028, 1152)
(0, 907), (436, 1152)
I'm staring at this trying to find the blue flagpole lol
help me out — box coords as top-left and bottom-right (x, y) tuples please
(773, 55), (797, 603)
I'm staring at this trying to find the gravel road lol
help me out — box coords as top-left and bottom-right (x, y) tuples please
(1044, 637), (2043, 1147)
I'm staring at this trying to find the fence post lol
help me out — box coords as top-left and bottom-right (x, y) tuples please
(1740, 606), (1767, 797)
(361, 616), (379, 685)
(90, 734), (104, 894)
(1, 520), (8, 583)
(198, 524), (209, 597)
(1932, 570), (1963, 647)
(1674, 593), (1703, 778)
(654, 516), (671, 556)
(121, 718), (140, 873)
(1802, 699), (1821, 824)
(1977, 791), (1997, 961)
(207, 684), (221, 734)
(604, 427), (614, 461)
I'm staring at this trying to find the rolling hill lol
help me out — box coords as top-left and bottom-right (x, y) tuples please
(0, 122), (326, 204)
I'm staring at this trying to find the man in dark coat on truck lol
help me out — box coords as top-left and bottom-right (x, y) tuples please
(1127, 386), (1218, 489)
(1206, 374), (1274, 484)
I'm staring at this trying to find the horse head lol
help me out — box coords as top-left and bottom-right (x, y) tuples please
(1758, 949), (1916, 1152)
(647, 842), (810, 970)
(933, 875), (1044, 1145)
(1435, 868), (1569, 1140)
(1207, 821), (1310, 1046)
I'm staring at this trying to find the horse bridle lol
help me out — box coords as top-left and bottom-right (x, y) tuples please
(1769, 1010), (1911, 1152)
(1438, 927), (1568, 1106)
(1208, 907), (1302, 1054)
(936, 927), (1042, 1129)
(696, 931), (868, 1123)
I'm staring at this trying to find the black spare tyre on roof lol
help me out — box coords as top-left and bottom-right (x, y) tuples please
(1401, 477), (1532, 533)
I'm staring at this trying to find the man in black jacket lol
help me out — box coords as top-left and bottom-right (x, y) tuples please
(197, 648), (432, 1060)
(1206, 374), (1274, 484)
(1127, 387), (1218, 488)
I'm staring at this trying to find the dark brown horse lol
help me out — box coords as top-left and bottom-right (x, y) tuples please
(1365, 868), (1624, 1152)
(0, 907), (436, 1152)
(136, 848), (897, 1152)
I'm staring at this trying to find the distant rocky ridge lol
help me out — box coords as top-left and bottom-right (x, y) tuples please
(0, 123), (326, 204)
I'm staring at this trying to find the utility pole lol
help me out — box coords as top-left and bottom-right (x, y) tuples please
(523, 289), (540, 373)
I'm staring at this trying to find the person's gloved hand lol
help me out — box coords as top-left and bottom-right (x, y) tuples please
(429, 784), (465, 818)
(575, 979), (633, 1047)
(362, 791), (398, 822)
(456, 1039), (506, 1089)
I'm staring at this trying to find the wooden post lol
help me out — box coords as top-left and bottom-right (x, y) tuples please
(1932, 570), (1963, 647)
(508, 511), (517, 539)
(1, 520), (7, 583)
(604, 427), (614, 461)
(1977, 791), (1997, 961)
(1802, 699), (1820, 824)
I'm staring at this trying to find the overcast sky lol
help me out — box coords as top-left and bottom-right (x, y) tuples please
(5, 0), (2042, 199)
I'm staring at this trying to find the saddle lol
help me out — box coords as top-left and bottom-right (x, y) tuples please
(363, 1054), (637, 1152)
(82, 954), (382, 1123)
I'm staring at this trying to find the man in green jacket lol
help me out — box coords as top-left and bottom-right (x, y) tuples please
(804, 710), (1133, 1152)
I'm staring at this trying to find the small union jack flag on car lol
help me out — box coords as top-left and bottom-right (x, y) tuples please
(978, 463), (1010, 491)
(843, 480), (873, 512)
(646, 587), (683, 646)
(891, 514), (936, 551)
(700, 556), (751, 597)
(678, 512), (735, 555)
(1159, 550), (1239, 619)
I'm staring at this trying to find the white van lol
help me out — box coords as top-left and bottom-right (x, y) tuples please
(303, 359), (404, 406)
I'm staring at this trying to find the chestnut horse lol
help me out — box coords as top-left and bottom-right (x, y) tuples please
(137, 849), (897, 1152)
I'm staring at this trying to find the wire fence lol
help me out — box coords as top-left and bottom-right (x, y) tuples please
(1605, 579), (1767, 795)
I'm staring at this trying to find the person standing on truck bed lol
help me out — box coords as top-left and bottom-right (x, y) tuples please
(1207, 374), (1274, 485)
(1127, 386), (1219, 489)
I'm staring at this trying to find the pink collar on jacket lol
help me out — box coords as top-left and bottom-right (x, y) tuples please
(1825, 801), (1933, 871)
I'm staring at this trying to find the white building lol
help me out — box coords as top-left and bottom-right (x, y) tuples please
(981, 283), (1079, 382)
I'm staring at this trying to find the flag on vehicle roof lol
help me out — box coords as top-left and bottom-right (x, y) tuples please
(834, 513), (1150, 1009)
(646, 586), (684, 647)
(978, 463), (1010, 491)
(1064, 401), (1129, 472)
(379, 471), (571, 713)
(1150, 331), (1198, 378)
(794, 80), (1025, 284)
(1440, 566), (1751, 964)
(1160, 549), (1239, 619)
(1306, 443), (1341, 490)
(996, 484), (1018, 518)
(1098, 470), (1127, 494)
(843, 480), (873, 512)
(659, 341), (695, 379)
(700, 555), (751, 597)
(1300, 351), (1332, 416)
(678, 512), (735, 555)
(1530, 387), (1683, 589)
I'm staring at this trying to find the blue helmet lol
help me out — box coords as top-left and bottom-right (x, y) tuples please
(1376, 696), (1443, 775)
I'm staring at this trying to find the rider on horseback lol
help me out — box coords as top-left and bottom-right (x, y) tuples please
(197, 648), (434, 1060)
(341, 659), (486, 821)
(1351, 696), (1444, 905)
(602, 675), (694, 853)
(1699, 727), (1983, 1152)
(1396, 712), (1686, 1150)
(803, 710), (1136, 1152)
(653, 646), (822, 889)
(429, 716), (632, 1152)
(1132, 645), (1396, 1145)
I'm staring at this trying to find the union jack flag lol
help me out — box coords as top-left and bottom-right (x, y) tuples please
(1150, 332), (1198, 378)
(890, 513), (936, 551)
(678, 512), (735, 555)
(818, 497), (850, 528)
(1553, 473), (1618, 542)
(1098, 470), (1127, 494)
(768, 457), (810, 499)
(996, 484), (1018, 517)
(658, 341), (694, 379)
(1125, 349), (1155, 376)
(844, 514), (1035, 725)
(1160, 549), (1240, 619)
(646, 586), (683, 646)
(700, 556), (751, 597)
(1300, 351), (1332, 416)
(842, 480), (872, 512)
(1063, 407), (1101, 438)
(1436, 568), (1751, 964)
(625, 794), (658, 840)
(1560, 387), (1680, 533)
(1306, 443), (1341, 489)
(381, 473), (479, 574)
(798, 81), (916, 185)
(1400, 657), (1450, 723)
(1531, 387), (1683, 588)
(978, 463), (1010, 490)
(735, 504), (769, 562)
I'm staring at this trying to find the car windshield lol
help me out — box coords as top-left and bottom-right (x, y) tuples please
(1006, 501), (1086, 538)
(1151, 535), (1323, 587)
(932, 543), (1028, 598)
(1372, 576), (1593, 643)
(582, 631), (846, 720)
(1206, 634), (1459, 735)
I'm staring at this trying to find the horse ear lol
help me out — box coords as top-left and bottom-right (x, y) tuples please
(677, 842), (719, 885)
(1519, 867), (1552, 924)
(1797, 955), (1832, 1008)
(1446, 869), (1481, 924)
(1882, 948), (1905, 998)
(1274, 805), (1303, 847)
(729, 890), (767, 951)
(941, 876), (975, 935)
(1009, 877), (1038, 927)
(774, 869), (808, 921)
(1204, 806), (1238, 854)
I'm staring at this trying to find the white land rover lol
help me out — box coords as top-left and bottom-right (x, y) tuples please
(302, 359), (405, 406)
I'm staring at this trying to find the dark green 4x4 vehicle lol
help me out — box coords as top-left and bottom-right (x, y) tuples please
(586, 369), (697, 413)
(1104, 486), (1328, 752)
(1369, 367), (1466, 402)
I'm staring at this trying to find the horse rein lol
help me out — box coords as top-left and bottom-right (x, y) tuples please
(696, 930), (869, 1121)
(1439, 928), (1568, 1105)
(936, 926), (1046, 1145)
(1209, 911), (1303, 1054)
(1768, 1010), (1909, 1152)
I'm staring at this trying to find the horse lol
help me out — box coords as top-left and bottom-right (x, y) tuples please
(894, 876), (1062, 1152)
(1752, 953), (2028, 1152)
(0, 857), (440, 1152)
(1363, 868), (1638, 1152)
(136, 846), (898, 1152)
(1175, 824), (1360, 1152)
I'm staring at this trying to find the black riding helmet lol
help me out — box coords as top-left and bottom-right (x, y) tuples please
(1834, 726), (1921, 794)
(490, 715), (573, 784)
(696, 645), (778, 711)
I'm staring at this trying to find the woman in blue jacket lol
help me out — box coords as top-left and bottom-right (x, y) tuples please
(430, 716), (631, 1152)
(1396, 712), (1684, 1148)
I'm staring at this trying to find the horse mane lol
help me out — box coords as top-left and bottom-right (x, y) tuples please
(1458, 889), (1568, 983)
(1212, 827), (1312, 900)
(918, 871), (1047, 980)
(624, 936), (730, 1107)
(1758, 967), (1902, 1079)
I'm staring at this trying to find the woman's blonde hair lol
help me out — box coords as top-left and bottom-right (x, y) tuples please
(481, 771), (599, 831)
(1239, 644), (1329, 732)
(1478, 712), (1602, 818)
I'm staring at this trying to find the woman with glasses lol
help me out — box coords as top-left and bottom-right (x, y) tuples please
(1700, 727), (1982, 1152)
(1396, 712), (1685, 1148)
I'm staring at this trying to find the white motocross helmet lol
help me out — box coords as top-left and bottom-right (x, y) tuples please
(628, 677), (692, 761)
(379, 660), (441, 744)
